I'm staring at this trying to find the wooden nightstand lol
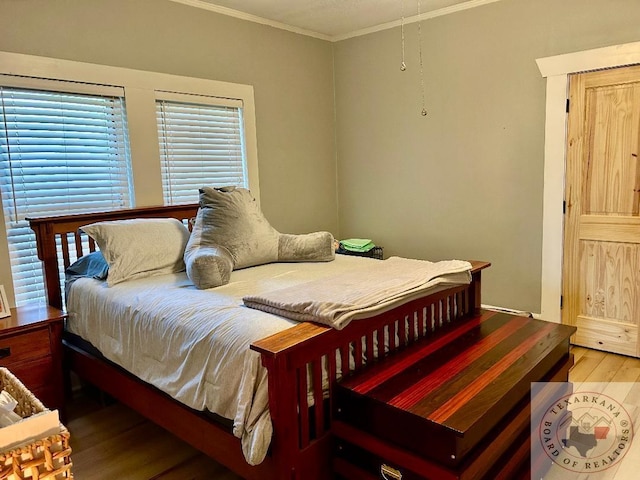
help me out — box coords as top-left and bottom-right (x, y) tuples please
(0, 305), (65, 413)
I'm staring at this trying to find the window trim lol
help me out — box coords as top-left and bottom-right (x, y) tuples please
(0, 51), (260, 306)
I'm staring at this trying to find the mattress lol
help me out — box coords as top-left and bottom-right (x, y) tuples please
(66, 255), (376, 465)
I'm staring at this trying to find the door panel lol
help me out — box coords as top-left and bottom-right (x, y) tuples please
(583, 81), (640, 215)
(564, 65), (640, 357)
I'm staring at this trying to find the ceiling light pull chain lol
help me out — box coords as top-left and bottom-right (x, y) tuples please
(400, 0), (406, 71)
(417, 0), (427, 116)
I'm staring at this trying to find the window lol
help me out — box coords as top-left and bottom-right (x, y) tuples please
(156, 93), (247, 205)
(0, 51), (259, 307)
(0, 84), (132, 305)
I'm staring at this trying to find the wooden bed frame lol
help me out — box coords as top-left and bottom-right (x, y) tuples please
(28, 205), (490, 480)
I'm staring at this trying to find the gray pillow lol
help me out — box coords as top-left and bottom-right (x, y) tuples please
(82, 218), (191, 286)
(185, 186), (334, 289)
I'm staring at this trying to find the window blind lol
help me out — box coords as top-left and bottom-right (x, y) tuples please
(156, 95), (247, 205)
(0, 86), (132, 306)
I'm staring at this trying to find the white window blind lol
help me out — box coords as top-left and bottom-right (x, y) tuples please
(156, 93), (247, 205)
(0, 85), (133, 306)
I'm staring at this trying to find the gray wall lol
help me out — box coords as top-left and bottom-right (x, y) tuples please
(0, 0), (337, 305)
(333, 0), (640, 313)
(2, 0), (640, 312)
(0, 0), (338, 233)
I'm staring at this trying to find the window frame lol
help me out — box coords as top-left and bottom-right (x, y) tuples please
(155, 91), (249, 205)
(0, 51), (260, 306)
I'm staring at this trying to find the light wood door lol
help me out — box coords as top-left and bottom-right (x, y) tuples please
(563, 65), (640, 358)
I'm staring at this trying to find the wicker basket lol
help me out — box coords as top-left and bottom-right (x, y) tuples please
(0, 368), (72, 480)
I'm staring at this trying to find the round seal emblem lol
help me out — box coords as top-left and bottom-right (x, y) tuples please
(538, 390), (634, 473)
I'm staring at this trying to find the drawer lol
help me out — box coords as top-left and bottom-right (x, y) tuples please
(6, 356), (54, 393)
(335, 438), (426, 480)
(0, 327), (51, 366)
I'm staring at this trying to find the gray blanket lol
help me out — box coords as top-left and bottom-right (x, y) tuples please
(243, 257), (472, 329)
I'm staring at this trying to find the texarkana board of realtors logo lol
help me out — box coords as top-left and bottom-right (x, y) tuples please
(532, 383), (637, 479)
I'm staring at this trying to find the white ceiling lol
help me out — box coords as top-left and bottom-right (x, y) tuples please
(170, 0), (500, 41)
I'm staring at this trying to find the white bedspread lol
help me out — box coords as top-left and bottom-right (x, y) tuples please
(243, 257), (472, 329)
(66, 255), (375, 465)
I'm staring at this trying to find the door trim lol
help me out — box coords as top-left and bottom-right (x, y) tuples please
(536, 41), (640, 324)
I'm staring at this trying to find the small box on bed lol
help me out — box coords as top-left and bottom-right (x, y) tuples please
(0, 368), (72, 480)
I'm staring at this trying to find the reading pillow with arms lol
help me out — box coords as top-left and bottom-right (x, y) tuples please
(185, 186), (335, 289)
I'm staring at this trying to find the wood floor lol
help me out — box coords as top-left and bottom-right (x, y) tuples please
(66, 346), (640, 479)
(66, 389), (242, 480)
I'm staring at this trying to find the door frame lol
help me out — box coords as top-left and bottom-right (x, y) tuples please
(536, 41), (640, 324)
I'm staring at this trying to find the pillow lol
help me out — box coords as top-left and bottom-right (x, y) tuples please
(185, 186), (335, 289)
(65, 250), (109, 280)
(81, 218), (191, 286)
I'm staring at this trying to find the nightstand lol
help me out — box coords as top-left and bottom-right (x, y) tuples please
(0, 305), (65, 413)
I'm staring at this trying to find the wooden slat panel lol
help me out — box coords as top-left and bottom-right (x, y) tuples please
(426, 304), (433, 333)
(328, 350), (337, 419)
(297, 367), (309, 448)
(312, 358), (324, 438)
(447, 296), (453, 323)
(60, 233), (70, 269)
(389, 322), (398, 353)
(376, 327), (385, 358)
(365, 331), (374, 363)
(398, 316), (407, 347)
(354, 339), (363, 370)
(74, 231), (84, 258)
(418, 307), (426, 338)
(340, 344), (350, 377)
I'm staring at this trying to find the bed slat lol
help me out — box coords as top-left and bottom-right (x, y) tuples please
(60, 234), (70, 269)
(312, 358), (324, 438)
(297, 368), (309, 448)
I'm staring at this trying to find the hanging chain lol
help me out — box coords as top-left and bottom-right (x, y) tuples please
(417, 0), (427, 116)
(400, 0), (406, 71)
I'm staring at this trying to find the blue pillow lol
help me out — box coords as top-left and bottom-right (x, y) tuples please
(65, 251), (109, 280)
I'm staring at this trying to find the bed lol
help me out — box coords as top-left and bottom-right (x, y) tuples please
(28, 204), (490, 480)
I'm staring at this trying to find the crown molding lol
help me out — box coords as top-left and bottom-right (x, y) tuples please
(332, 0), (501, 42)
(167, 0), (332, 41)
(168, 0), (501, 43)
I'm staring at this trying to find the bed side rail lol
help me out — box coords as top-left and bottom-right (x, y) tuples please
(28, 204), (199, 310)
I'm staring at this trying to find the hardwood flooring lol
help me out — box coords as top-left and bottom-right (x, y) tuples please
(65, 347), (640, 479)
(66, 390), (242, 480)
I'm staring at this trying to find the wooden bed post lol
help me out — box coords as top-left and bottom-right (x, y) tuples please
(29, 221), (64, 310)
(261, 354), (300, 480)
(470, 267), (485, 314)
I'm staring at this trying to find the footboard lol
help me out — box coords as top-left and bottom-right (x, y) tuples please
(251, 261), (489, 480)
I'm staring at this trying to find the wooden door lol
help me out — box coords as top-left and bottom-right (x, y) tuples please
(563, 65), (640, 358)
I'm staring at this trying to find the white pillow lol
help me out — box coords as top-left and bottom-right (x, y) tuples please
(81, 218), (190, 286)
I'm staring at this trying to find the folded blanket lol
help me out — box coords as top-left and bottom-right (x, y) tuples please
(243, 257), (472, 329)
(340, 238), (375, 252)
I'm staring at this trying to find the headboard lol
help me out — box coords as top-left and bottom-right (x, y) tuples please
(28, 204), (199, 310)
